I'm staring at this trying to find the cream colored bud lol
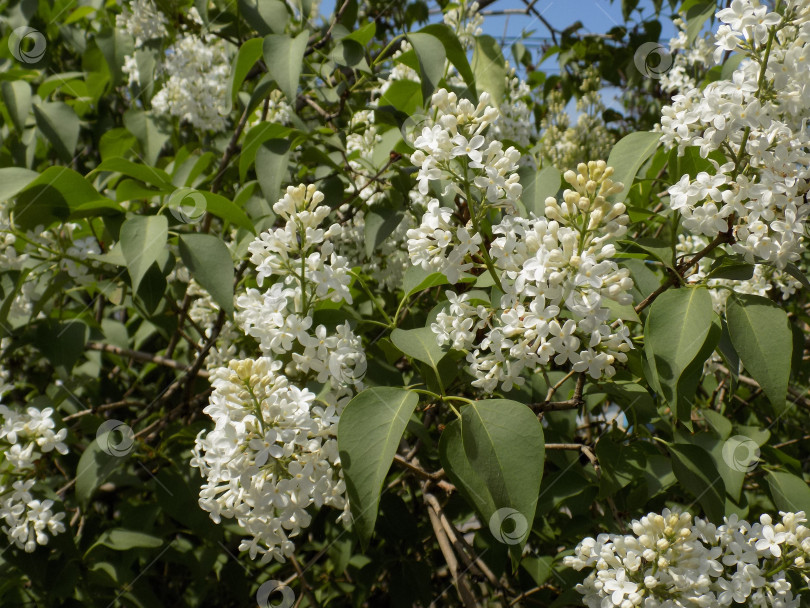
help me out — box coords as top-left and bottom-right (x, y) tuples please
(564, 170), (577, 187)
(564, 189), (580, 205)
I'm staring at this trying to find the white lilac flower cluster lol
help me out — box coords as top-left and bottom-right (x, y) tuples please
(565, 509), (810, 607)
(247, 89), (293, 128)
(336, 111), (415, 291)
(0, 214), (99, 319)
(191, 185), (364, 563)
(115, 0), (167, 47)
(150, 34), (231, 131)
(661, 17), (717, 95)
(187, 279), (245, 371)
(491, 63), (536, 160)
(429, 161), (634, 392)
(660, 0), (810, 269)
(0, 402), (68, 553)
(442, 0), (483, 50)
(117, 0), (231, 131)
(676, 234), (800, 312)
(406, 89), (520, 282)
(538, 66), (613, 170)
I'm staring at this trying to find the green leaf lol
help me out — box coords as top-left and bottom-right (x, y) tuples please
(120, 215), (168, 293)
(239, 0), (288, 35)
(685, 0), (716, 44)
(94, 157), (174, 190)
(330, 39), (370, 71)
(76, 431), (131, 506)
(33, 102), (80, 163)
(418, 24), (475, 94)
(471, 35), (506, 105)
(782, 262), (810, 291)
(390, 327), (447, 370)
(766, 471), (810, 513)
(606, 131), (661, 203)
(702, 409), (732, 440)
(669, 443), (725, 522)
(166, 187), (255, 233)
(255, 139), (291, 205)
(0, 167), (38, 201)
(344, 21), (376, 46)
(14, 167), (121, 229)
(706, 256), (755, 281)
(518, 165), (561, 216)
(338, 387), (419, 546)
(644, 287), (714, 409)
(364, 208), (404, 257)
(99, 128), (137, 161)
(721, 53), (745, 80)
(378, 79), (423, 115)
(402, 266), (449, 299)
(407, 32), (446, 101)
(439, 419), (497, 517)
(262, 31), (309, 101)
(178, 234), (235, 315)
(230, 37), (264, 100)
(619, 237), (675, 271)
(239, 122), (293, 180)
(726, 293), (791, 414)
(1, 80), (32, 132)
(460, 399), (545, 558)
(123, 109), (169, 166)
(87, 529), (163, 555)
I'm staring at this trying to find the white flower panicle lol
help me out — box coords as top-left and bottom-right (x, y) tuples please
(432, 161), (634, 393)
(115, 0), (168, 47)
(193, 185), (364, 563)
(406, 88), (521, 283)
(661, 17), (717, 95)
(566, 509), (810, 607)
(539, 67), (613, 169)
(190, 358), (348, 563)
(442, 0), (484, 49)
(0, 404), (68, 553)
(676, 234), (800, 313)
(150, 34), (231, 131)
(660, 0), (810, 268)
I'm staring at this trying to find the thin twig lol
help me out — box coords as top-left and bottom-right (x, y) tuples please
(86, 343), (208, 377)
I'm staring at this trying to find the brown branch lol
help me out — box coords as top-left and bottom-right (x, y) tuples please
(634, 228), (733, 314)
(423, 493), (503, 593)
(86, 343), (208, 377)
(531, 373), (586, 414)
(393, 454), (455, 493)
(424, 490), (480, 608)
(290, 555), (322, 608)
(306, 0), (351, 54)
